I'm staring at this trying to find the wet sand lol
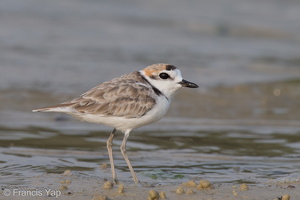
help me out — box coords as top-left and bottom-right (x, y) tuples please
(2, 79), (300, 121)
(1, 171), (299, 200)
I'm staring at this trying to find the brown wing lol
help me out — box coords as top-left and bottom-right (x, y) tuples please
(62, 71), (156, 118)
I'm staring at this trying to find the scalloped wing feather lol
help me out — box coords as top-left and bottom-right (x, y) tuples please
(34, 72), (157, 119)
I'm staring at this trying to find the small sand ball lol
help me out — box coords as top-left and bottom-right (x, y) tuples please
(239, 183), (249, 191)
(182, 180), (197, 187)
(117, 184), (124, 194)
(199, 180), (210, 188)
(148, 189), (159, 200)
(197, 180), (214, 190)
(103, 181), (113, 190)
(65, 179), (71, 184)
(159, 191), (166, 199)
(62, 170), (72, 176)
(60, 179), (72, 184)
(232, 190), (238, 197)
(92, 195), (108, 200)
(175, 186), (184, 195)
(100, 163), (108, 169)
(282, 194), (290, 200)
(186, 189), (195, 195)
(59, 185), (68, 190)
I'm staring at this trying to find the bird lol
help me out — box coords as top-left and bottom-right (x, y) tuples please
(33, 63), (198, 184)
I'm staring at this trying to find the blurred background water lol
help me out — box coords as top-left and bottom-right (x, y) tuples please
(1, 0), (300, 186)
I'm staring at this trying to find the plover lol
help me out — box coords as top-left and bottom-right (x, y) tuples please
(33, 63), (198, 183)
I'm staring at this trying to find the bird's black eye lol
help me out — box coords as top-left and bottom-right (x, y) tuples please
(159, 73), (170, 79)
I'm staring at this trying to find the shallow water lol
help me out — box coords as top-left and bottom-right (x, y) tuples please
(1, 120), (300, 186)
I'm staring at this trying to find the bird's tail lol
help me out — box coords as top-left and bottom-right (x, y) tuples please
(32, 103), (74, 113)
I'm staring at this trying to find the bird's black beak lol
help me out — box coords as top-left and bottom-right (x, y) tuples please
(179, 79), (199, 88)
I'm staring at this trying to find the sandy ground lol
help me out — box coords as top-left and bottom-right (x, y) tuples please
(1, 170), (298, 200)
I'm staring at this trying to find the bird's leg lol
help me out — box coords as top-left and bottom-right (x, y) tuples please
(107, 128), (118, 184)
(120, 130), (140, 183)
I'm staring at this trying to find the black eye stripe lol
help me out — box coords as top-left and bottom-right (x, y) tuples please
(159, 73), (170, 79)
